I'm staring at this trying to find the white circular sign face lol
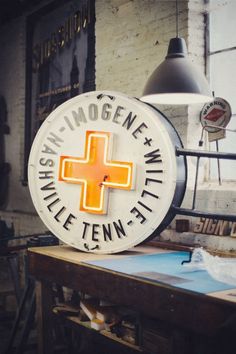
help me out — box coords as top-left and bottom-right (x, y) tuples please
(28, 91), (186, 253)
(200, 97), (231, 133)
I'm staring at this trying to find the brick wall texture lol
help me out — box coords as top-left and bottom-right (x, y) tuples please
(0, 0), (235, 242)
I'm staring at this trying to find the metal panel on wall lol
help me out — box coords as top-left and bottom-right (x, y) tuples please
(23, 0), (95, 183)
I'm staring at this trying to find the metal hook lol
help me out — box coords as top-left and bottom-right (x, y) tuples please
(181, 251), (193, 265)
(97, 94), (115, 101)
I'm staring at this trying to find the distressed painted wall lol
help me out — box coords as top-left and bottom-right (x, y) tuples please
(0, 0), (235, 247)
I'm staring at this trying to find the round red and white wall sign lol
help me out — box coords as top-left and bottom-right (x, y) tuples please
(28, 91), (186, 253)
(200, 97), (231, 132)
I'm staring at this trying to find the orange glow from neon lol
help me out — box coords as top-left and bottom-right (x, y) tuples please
(59, 131), (133, 214)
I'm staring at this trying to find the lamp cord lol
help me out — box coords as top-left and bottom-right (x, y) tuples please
(176, 0), (179, 37)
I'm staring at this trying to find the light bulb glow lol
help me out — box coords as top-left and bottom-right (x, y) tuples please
(59, 131), (133, 214)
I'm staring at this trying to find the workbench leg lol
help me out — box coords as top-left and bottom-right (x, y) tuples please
(36, 280), (54, 354)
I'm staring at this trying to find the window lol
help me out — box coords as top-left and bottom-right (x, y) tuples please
(208, 0), (236, 181)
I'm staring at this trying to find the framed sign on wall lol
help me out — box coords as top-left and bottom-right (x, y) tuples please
(23, 0), (95, 184)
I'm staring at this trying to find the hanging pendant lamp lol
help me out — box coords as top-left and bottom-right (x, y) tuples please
(141, 1), (213, 105)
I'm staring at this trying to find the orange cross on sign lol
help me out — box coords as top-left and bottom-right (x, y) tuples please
(59, 131), (133, 214)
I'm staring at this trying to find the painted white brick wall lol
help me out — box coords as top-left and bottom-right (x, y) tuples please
(96, 0), (190, 144)
(96, 0), (236, 249)
(0, 0), (189, 236)
(0, 0), (235, 249)
(96, 0), (188, 98)
(181, 0), (236, 219)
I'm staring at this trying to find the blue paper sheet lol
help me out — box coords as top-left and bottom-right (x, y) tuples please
(85, 252), (234, 294)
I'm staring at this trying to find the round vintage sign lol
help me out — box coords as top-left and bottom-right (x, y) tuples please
(200, 97), (231, 133)
(28, 91), (186, 253)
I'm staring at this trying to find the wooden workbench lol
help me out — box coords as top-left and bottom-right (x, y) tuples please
(28, 244), (236, 354)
